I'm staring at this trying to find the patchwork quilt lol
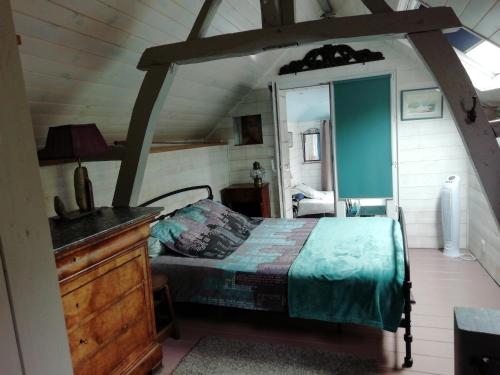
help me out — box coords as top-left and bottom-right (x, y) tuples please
(151, 218), (318, 311)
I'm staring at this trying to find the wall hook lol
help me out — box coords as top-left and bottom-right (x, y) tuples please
(461, 96), (477, 123)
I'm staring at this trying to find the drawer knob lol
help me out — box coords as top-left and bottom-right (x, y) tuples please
(122, 324), (128, 331)
(79, 338), (88, 345)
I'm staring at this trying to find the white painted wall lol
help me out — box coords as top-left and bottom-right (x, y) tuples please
(39, 146), (229, 216)
(288, 121), (322, 190)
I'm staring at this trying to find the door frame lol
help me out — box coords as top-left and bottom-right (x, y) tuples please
(271, 66), (399, 218)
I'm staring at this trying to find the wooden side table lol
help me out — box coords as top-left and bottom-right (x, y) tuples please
(152, 274), (180, 342)
(221, 183), (271, 217)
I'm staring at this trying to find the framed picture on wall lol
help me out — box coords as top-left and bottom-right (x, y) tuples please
(401, 87), (443, 121)
(234, 114), (263, 145)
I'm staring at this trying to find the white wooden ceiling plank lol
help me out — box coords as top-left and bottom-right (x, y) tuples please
(105, 0), (189, 41)
(175, 66), (253, 94)
(445, 0), (470, 16)
(23, 71), (139, 101)
(28, 101), (225, 121)
(226, 0), (261, 28)
(26, 87), (135, 107)
(218, 1), (257, 31)
(162, 95), (240, 111)
(49, 0), (177, 45)
(20, 53), (143, 90)
(21, 51), (252, 100)
(490, 29), (500, 44)
(19, 35), (140, 77)
(459, 0), (496, 28)
(29, 102), (134, 117)
(169, 0), (238, 37)
(474, 2), (500, 37)
(294, 0), (323, 21)
(13, 0), (151, 53)
(137, 0), (202, 37)
(13, 13), (141, 66)
(185, 59), (260, 84)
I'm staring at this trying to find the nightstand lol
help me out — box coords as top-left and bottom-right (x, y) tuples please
(221, 183), (271, 218)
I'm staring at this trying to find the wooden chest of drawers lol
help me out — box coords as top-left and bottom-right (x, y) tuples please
(51, 207), (163, 375)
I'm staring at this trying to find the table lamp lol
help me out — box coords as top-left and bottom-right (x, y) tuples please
(250, 161), (265, 187)
(38, 124), (109, 220)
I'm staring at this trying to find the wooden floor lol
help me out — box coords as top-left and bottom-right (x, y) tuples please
(159, 249), (500, 375)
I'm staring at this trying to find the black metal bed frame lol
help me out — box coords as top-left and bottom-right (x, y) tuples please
(398, 208), (414, 368)
(140, 185), (413, 368)
(139, 185), (213, 221)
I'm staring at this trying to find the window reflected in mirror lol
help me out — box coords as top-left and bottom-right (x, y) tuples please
(303, 128), (320, 162)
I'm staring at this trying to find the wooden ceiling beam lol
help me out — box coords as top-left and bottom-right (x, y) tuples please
(138, 7), (460, 70)
(112, 0), (222, 207)
(361, 0), (500, 225)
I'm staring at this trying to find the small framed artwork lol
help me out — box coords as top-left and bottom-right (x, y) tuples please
(401, 87), (443, 121)
(288, 132), (293, 148)
(234, 114), (263, 145)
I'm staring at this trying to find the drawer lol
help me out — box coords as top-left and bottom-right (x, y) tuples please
(56, 223), (150, 281)
(68, 286), (147, 366)
(75, 317), (151, 375)
(63, 256), (145, 330)
(222, 189), (261, 203)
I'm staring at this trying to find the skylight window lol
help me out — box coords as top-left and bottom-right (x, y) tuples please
(443, 28), (500, 92)
(466, 41), (500, 75)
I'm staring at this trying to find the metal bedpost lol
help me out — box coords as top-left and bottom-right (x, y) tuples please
(399, 207), (413, 368)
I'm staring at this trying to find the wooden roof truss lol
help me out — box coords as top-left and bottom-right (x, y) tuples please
(112, 0), (499, 227)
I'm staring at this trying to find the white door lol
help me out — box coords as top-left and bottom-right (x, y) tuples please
(272, 83), (294, 218)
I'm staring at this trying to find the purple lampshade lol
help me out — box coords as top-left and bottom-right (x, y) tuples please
(38, 124), (109, 160)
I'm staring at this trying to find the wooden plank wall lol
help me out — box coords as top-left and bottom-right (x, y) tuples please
(11, 0), (322, 146)
(208, 88), (282, 217)
(468, 165), (500, 284)
(211, 40), (472, 248)
(39, 145), (230, 216)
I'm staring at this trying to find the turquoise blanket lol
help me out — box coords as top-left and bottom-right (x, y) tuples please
(288, 217), (405, 332)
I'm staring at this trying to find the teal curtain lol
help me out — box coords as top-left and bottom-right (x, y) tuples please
(334, 75), (393, 199)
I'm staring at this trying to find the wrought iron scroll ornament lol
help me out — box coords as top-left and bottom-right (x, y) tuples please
(279, 44), (384, 75)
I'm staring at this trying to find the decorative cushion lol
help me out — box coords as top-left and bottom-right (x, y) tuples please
(151, 215), (245, 259)
(176, 199), (262, 239)
(147, 236), (166, 258)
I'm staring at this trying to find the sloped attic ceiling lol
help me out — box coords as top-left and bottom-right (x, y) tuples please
(13, 0), (322, 146)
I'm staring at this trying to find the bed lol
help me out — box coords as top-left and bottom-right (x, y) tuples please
(292, 184), (335, 217)
(296, 190), (335, 217)
(140, 185), (414, 368)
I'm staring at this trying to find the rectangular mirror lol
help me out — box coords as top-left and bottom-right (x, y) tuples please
(303, 128), (320, 162)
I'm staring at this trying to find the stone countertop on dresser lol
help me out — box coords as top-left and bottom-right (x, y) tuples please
(50, 207), (163, 254)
